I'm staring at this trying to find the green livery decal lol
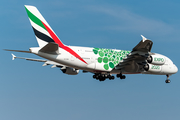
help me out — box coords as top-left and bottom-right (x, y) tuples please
(93, 48), (131, 70)
(151, 65), (161, 70)
(154, 57), (164, 62)
(25, 7), (47, 31)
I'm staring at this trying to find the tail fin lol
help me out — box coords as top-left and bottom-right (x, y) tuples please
(25, 5), (64, 47)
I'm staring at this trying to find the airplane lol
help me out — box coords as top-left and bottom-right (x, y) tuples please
(5, 5), (178, 83)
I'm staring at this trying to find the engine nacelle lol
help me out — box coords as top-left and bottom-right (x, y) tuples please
(61, 67), (79, 75)
(147, 54), (165, 65)
(144, 64), (162, 73)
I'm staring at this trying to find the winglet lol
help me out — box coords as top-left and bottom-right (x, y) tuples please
(11, 54), (16, 60)
(141, 35), (147, 42)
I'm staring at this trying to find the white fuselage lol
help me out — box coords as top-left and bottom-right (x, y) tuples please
(30, 46), (178, 75)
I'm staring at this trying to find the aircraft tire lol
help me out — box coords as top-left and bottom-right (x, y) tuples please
(120, 75), (126, 79)
(165, 79), (171, 83)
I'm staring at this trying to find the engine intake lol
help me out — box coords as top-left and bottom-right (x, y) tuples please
(144, 64), (162, 73)
(61, 67), (79, 75)
(147, 54), (165, 65)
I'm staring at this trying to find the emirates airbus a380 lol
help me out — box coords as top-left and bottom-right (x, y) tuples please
(5, 5), (178, 83)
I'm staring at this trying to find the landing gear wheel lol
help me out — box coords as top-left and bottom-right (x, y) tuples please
(93, 75), (96, 79)
(165, 79), (171, 83)
(117, 74), (120, 78)
(120, 75), (126, 79)
(117, 73), (126, 79)
(99, 77), (105, 81)
(165, 75), (171, 83)
(109, 76), (115, 80)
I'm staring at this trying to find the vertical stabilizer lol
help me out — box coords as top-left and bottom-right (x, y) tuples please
(25, 5), (87, 64)
(25, 5), (64, 48)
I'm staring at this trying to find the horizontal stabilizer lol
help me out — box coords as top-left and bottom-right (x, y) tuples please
(11, 54), (47, 62)
(9, 54), (64, 67)
(12, 54), (16, 60)
(4, 49), (31, 53)
(39, 42), (59, 54)
(43, 61), (64, 68)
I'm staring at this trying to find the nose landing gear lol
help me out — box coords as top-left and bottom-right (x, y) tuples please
(165, 75), (171, 83)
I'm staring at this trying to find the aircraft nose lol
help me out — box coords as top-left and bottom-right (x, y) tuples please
(174, 64), (178, 73)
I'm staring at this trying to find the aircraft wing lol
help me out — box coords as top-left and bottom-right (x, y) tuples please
(115, 35), (153, 73)
(11, 54), (64, 68)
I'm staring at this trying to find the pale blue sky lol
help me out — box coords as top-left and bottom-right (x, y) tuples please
(1, 0), (180, 120)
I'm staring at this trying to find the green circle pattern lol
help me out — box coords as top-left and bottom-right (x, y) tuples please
(93, 48), (131, 70)
(104, 64), (109, 70)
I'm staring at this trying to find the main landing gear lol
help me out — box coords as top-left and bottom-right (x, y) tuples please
(93, 73), (172, 83)
(116, 73), (126, 79)
(93, 73), (126, 81)
(93, 73), (115, 81)
(165, 75), (171, 83)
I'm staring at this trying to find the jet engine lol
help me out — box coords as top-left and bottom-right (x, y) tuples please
(144, 63), (162, 72)
(61, 67), (79, 75)
(147, 54), (165, 65)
